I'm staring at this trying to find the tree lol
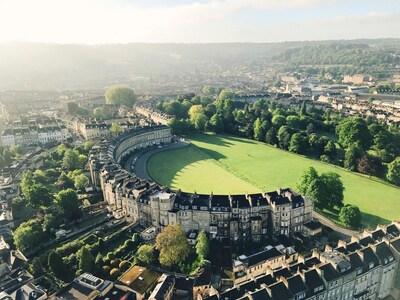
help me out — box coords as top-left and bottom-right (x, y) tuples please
(93, 107), (107, 119)
(337, 117), (371, 150)
(48, 251), (66, 279)
(357, 154), (383, 177)
(296, 167), (319, 195)
(203, 85), (216, 95)
(110, 123), (123, 136)
(339, 205), (362, 228)
(25, 184), (53, 208)
(20, 170), (36, 199)
(387, 157), (400, 186)
(62, 149), (82, 170)
(253, 118), (268, 141)
(55, 172), (75, 189)
(271, 115), (286, 128)
(319, 172), (345, 208)
(3, 148), (12, 165)
(207, 113), (224, 133)
(277, 126), (292, 150)
(265, 127), (278, 145)
(83, 141), (94, 152)
(167, 118), (188, 135)
(196, 230), (209, 259)
(14, 219), (44, 252)
(29, 257), (44, 277)
(74, 174), (89, 191)
(324, 140), (337, 157)
(289, 132), (309, 154)
(56, 189), (82, 221)
(136, 244), (155, 265)
(67, 102), (80, 115)
(344, 144), (364, 171)
(188, 105), (207, 131)
(105, 86), (136, 107)
(155, 224), (190, 268)
(297, 167), (344, 210)
(78, 246), (95, 273)
(286, 115), (301, 129)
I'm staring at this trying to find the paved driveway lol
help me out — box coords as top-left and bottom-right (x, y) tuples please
(123, 141), (190, 180)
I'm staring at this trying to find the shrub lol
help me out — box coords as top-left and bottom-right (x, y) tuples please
(124, 239), (136, 250)
(109, 268), (121, 280)
(82, 234), (98, 245)
(106, 252), (115, 261)
(102, 265), (111, 276)
(119, 260), (131, 271)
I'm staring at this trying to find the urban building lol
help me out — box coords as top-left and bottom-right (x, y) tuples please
(203, 221), (400, 300)
(88, 125), (314, 242)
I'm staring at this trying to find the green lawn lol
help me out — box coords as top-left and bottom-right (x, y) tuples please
(148, 133), (400, 227)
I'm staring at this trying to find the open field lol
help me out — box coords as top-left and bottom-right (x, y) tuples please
(147, 133), (400, 227)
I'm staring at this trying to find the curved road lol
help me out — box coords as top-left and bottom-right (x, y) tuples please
(123, 141), (190, 181)
(123, 141), (358, 240)
(313, 211), (358, 240)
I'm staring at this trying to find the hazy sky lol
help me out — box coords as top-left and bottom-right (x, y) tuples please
(1, 0), (399, 43)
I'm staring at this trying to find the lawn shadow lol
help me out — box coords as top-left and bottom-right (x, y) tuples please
(361, 212), (390, 229)
(150, 146), (227, 188)
(189, 132), (234, 147)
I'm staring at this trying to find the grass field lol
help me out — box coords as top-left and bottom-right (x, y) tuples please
(147, 133), (400, 227)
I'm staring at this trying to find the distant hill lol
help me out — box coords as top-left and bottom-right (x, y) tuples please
(0, 39), (398, 90)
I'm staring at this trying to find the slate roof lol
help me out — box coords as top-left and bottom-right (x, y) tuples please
(371, 229), (385, 241)
(268, 281), (293, 300)
(346, 242), (361, 253)
(255, 274), (276, 286)
(286, 274), (307, 295)
(249, 288), (272, 300)
(348, 252), (364, 273)
(243, 248), (283, 268)
(231, 195), (250, 208)
(273, 268), (293, 280)
(360, 247), (380, 271)
(210, 195), (230, 209)
(359, 236), (375, 247)
(319, 263), (341, 282)
(386, 224), (399, 236)
(247, 193), (269, 207)
(304, 269), (325, 295)
(374, 242), (394, 266)
(391, 238), (400, 253)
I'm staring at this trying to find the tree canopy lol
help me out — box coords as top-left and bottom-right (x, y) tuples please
(196, 230), (209, 260)
(339, 205), (362, 228)
(387, 157), (400, 186)
(136, 244), (155, 265)
(297, 167), (344, 210)
(337, 117), (371, 150)
(105, 86), (136, 107)
(155, 224), (190, 268)
(56, 188), (82, 221)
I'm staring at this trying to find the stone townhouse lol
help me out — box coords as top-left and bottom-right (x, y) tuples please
(89, 125), (314, 242)
(206, 222), (400, 300)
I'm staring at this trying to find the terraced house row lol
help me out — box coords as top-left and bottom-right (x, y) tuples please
(204, 222), (400, 300)
(88, 125), (314, 242)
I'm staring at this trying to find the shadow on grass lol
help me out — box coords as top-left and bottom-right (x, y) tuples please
(320, 207), (391, 229)
(149, 146), (227, 188)
(361, 212), (390, 229)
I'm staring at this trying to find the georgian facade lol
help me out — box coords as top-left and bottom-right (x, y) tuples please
(205, 222), (400, 300)
(88, 125), (313, 242)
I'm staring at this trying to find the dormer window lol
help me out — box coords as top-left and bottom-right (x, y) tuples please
(389, 256), (394, 262)
(369, 262), (374, 269)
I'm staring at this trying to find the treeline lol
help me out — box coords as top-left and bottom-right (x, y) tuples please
(275, 43), (400, 80)
(160, 90), (400, 186)
(13, 142), (93, 252)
